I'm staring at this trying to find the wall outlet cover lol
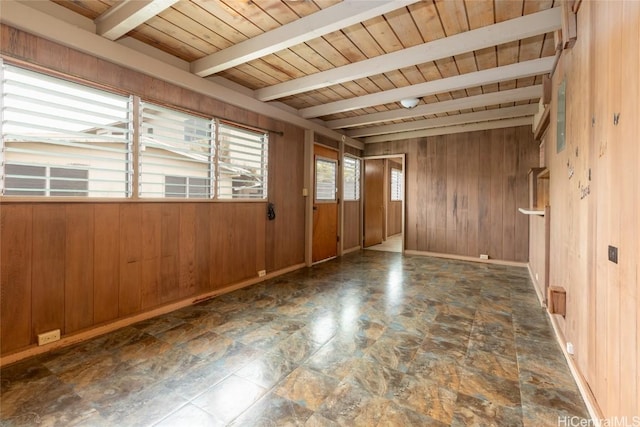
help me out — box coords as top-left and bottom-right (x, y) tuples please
(258, 270), (266, 277)
(37, 329), (61, 346)
(480, 254), (489, 260)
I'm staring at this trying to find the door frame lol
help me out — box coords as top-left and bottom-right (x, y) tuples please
(362, 154), (406, 253)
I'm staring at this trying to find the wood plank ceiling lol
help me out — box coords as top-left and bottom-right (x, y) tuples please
(50, 0), (558, 143)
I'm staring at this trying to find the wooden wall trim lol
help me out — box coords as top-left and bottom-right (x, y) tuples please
(0, 262), (305, 367)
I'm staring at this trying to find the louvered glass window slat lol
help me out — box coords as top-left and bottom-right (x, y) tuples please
(1, 63), (133, 197)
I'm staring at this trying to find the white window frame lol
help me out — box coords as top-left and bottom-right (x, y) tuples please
(391, 167), (403, 201)
(315, 156), (338, 203)
(343, 155), (361, 201)
(216, 120), (269, 200)
(0, 62), (133, 198)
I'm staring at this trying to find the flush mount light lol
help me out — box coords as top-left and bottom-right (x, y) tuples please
(400, 98), (420, 109)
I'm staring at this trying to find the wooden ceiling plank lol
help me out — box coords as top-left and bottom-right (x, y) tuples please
(322, 31), (368, 64)
(195, 0), (263, 39)
(341, 23), (385, 58)
(253, 0), (302, 25)
(349, 104), (538, 137)
(95, 0), (179, 40)
(246, 55), (306, 83)
(143, 16), (218, 55)
(361, 15), (404, 53)
(52, 0), (113, 19)
(271, 49), (320, 77)
(326, 84), (541, 128)
(435, 0), (469, 36)
(368, 74), (397, 92)
(303, 37), (350, 68)
(128, 26), (206, 61)
(300, 56), (553, 118)
(158, 7), (232, 52)
(191, 0), (419, 76)
(255, 7), (561, 101)
(384, 7), (424, 48)
(409, 1), (446, 42)
(288, 44), (335, 72)
(219, 0), (282, 32)
(172, 1), (247, 45)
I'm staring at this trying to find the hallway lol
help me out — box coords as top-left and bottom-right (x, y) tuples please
(1, 251), (588, 426)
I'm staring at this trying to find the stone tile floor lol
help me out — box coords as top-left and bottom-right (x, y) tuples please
(1, 251), (589, 426)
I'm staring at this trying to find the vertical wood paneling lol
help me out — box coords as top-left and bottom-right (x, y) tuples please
(160, 205), (180, 304)
(365, 126), (536, 262)
(32, 204), (66, 336)
(445, 139), (458, 254)
(64, 205), (94, 334)
(477, 131), (493, 256)
(343, 201), (361, 249)
(195, 204), (211, 293)
(179, 204), (197, 298)
(489, 133), (504, 260)
(502, 130), (518, 259)
(0, 205), (32, 353)
(466, 138), (479, 257)
(119, 204), (142, 316)
(141, 204), (161, 309)
(94, 205), (120, 324)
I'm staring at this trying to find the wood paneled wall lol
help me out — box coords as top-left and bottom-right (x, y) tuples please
(366, 127), (537, 262)
(545, 1), (639, 418)
(343, 202), (360, 250)
(0, 26), (305, 356)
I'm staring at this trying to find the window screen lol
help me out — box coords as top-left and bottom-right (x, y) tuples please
(217, 122), (268, 199)
(315, 157), (337, 201)
(139, 102), (213, 198)
(391, 168), (403, 201)
(343, 156), (361, 201)
(1, 63), (133, 197)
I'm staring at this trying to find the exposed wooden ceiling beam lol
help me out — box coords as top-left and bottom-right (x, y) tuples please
(302, 56), (553, 119)
(95, 0), (179, 40)
(349, 104), (538, 138)
(364, 117), (533, 144)
(191, 0), (421, 77)
(257, 7), (561, 102)
(327, 85), (542, 129)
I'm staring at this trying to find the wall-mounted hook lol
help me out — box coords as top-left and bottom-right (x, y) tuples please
(613, 113), (620, 125)
(591, 116), (596, 127)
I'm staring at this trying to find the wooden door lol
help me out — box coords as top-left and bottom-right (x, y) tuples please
(312, 145), (338, 262)
(364, 159), (384, 247)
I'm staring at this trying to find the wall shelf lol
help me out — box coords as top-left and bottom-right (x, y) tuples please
(519, 207), (545, 216)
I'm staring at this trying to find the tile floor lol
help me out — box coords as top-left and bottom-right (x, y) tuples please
(1, 251), (589, 426)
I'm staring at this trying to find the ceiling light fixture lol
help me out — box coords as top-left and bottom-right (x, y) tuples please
(400, 98), (420, 109)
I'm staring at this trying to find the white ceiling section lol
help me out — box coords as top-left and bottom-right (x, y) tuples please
(3, 0), (562, 144)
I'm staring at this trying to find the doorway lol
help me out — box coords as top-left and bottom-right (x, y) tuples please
(363, 155), (405, 253)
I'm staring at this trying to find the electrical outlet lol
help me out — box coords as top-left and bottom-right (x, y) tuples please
(258, 270), (266, 277)
(608, 245), (618, 264)
(566, 342), (574, 355)
(480, 254), (489, 260)
(37, 329), (60, 346)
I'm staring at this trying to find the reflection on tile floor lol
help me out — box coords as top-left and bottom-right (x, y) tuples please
(1, 251), (589, 426)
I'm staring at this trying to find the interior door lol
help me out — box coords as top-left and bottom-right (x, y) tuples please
(312, 144), (338, 262)
(364, 159), (384, 247)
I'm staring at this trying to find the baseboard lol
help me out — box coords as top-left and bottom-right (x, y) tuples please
(342, 246), (361, 255)
(0, 262), (306, 367)
(525, 266), (604, 425)
(404, 250), (528, 267)
(527, 263), (547, 307)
